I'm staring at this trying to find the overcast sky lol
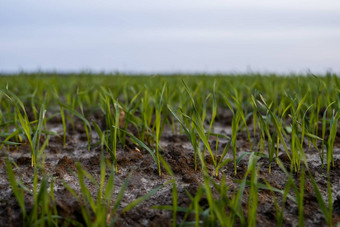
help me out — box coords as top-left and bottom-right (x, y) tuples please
(1, 0), (339, 74)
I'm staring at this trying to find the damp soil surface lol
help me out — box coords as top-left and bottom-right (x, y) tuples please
(1, 112), (340, 226)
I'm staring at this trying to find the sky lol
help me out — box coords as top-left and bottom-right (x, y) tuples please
(1, 0), (340, 74)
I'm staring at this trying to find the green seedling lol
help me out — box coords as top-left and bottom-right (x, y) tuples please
(64, 154), (129, 226)
(64, 153), (167, 226)
(60, 106), (66, 147)
(112, 100), (120, 172)
(155, 84), (166, 176)
(168, 105), (200, 170)
(59, 102), (92, 150)
(5, 159), (26, 220)
(6, 158), (65, 226)
(18, 103), (46, 166)
(182, 80), (219, 176)
(221, 92), (249, 175)
(159, 156), (178, 227)
(326, 110), (340, 173)
(257, 95), (292, 165)
(321, 102), (334, 168)
(247, 154), (259, 227)
(115, 126), (157, 163)
(309, 172), (333, 226)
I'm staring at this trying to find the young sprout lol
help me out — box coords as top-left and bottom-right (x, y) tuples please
(167, 105), (200, 170)
(60, 106), (66, 147)
(59, 102), (92, 150)
(155, 84), (166, 176)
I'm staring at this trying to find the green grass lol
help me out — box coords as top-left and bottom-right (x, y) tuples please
(1, 73), (340, 226)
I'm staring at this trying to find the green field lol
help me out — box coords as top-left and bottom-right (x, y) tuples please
(0, 73), (339, 226)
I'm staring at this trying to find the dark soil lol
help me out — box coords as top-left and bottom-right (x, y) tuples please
(1, 113), (340, 226)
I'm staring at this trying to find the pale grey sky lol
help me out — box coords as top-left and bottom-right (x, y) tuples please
(1, 0), (339, 74)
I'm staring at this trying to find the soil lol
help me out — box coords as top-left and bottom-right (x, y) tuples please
(1, 111), (340, 226)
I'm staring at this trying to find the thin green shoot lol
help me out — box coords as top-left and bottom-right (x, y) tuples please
(155, 84), (166, 176)
(5, 159), (26, 220)
(309, 171), (333, 226)
(159, 155), (177, 227)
